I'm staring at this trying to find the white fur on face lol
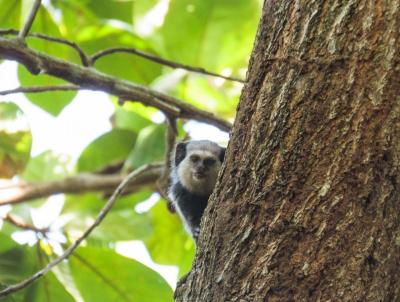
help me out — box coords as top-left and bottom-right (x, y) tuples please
(177, 150), (221, 196)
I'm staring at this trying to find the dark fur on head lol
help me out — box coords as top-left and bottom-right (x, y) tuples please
(169, 140), (225, 241)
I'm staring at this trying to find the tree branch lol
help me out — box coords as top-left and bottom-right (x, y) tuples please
(0, 37), (232, 132)
(0, 165), (163, 206)
(0, 164), (156, 298)
(0, 29), (90, 66)
(0, 84), (80, 95)
(90, 47), (245, 83)
(18, 0), (42, 39)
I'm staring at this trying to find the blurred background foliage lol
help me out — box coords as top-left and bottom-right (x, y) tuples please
(0, 0), (261, 301)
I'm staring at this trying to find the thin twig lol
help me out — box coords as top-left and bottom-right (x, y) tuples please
(31, 33), (90, 66)
(0, 84), (80, 95)
(90, 47), (245, 83)
(0, 29), (90, 66)
(157, 117), (177, 212)
(163, 116), (178, 179)
(0, 164), (156, 298)
(0, 29), (20, 35)
(3, 214), (48, 234)
(18, 0), (42, 39)
(162, 117), (177, 181)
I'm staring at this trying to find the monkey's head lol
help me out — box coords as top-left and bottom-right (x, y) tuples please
(174, 140), (225, 196)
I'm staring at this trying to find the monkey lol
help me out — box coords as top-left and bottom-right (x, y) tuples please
(168, 140), (226, 242)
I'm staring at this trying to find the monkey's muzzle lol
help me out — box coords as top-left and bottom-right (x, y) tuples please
(193, 171), (206, 180)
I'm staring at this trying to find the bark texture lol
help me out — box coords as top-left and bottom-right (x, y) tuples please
(176, 1), (400, 301)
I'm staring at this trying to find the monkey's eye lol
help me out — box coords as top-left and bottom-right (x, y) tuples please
(204, 157), (216, 166)
(190, 155), (200, 163)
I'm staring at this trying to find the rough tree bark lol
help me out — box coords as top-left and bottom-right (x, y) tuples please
(176, 1), (399, 301)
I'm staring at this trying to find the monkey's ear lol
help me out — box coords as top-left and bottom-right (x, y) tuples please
(219, 147), (226, 162)
(175, 141), (188, 166)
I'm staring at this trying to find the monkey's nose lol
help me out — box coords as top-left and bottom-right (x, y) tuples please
(197, 166), (206, 173)
(194, 167), (206, 179)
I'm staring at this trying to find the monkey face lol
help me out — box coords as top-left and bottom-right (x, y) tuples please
(189, 153), (217, 181)
(174, 141), (225, 196)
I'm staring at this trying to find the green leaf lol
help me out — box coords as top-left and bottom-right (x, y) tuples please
(133, 0), (159, 22)
(63, 191), (153, 242)
(93, 209), (152, 241)
(23, 151), (70, 181)
(85, 0), (133, 24)
(119, 102), (159, 120)
(77, 129), (136, 172)
(79, 29), (163, 85)
(0, 0), (21, 28)
(145, 201), (195, 277)
(124, 124), (166, 169)
(0, 102), (32, 178)
(52, 260), (86, 302)
(51, 0), (100, 37)
(132, 0), (161, 36)
(28, 272), (76, 302)
(113, 108), (152, 133)
(0, 232), (18, 254)
(0, 247), (74, 302)
(64, 190), (152, 213)
(17, 67), (77, 117)
(0, 245), (36, 302)
(70, 246), (174, 302)
(177, 76), (240, 117)
(159, 0), (261, 70)
(0, 245), (32, 285)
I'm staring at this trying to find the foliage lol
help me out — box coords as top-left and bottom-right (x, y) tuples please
(0, 102), (31, 178)
(0, 0), (261, 301)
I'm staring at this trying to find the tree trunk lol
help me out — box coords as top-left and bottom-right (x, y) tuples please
(175, 1), (399, 301)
